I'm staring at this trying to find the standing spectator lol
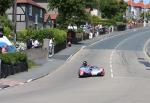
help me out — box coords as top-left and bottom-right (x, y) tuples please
(67, 32), (72, 47)
(48, 38), (54, 57)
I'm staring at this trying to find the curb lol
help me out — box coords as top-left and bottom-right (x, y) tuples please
(0, 85), (10, 90)
(25, 73), (50, 83)
(143, 38), (150, 62)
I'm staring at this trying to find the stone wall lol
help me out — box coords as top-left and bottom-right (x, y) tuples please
(24, 48), (48, 65)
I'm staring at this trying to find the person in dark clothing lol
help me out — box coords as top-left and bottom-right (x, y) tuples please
(26, 39), (32, 49)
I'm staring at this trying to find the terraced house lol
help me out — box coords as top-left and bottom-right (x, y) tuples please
(126, 0), (150, 20)
(6, 0), (46, 31)
(32, 0), (58, 28)
(6, 0), (58, 31)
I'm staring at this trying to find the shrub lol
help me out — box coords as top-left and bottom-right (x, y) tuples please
(0, 52), (27, 65)
(16, 28), (67, 45)
(4, 26), (11, 37)
(17, 29), (28, 42)
(50, 28), (67, 45)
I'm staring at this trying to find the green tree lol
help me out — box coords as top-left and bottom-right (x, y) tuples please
(0, 0), (14, 16)
(0, 15), (13, 37)
(98, 0), (127, 21)
(48, 0), (91, 28)
(84, 0), (99, 9)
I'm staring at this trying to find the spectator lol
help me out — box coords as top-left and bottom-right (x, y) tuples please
(2, 45), (8, 53)
(33, 39), (40, 48)
(26, 38), (32, 49)
(48, 38), (54, 57)
(0, 31), (3, 38)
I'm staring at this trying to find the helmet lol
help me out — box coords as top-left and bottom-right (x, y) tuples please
(83, 61), (87, 66)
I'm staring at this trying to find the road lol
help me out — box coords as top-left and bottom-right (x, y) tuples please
(0, 28), (150, 103)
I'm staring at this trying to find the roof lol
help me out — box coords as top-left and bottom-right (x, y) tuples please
(17, 0), (44, 9)
(44, 13), (58, 22)
(127, 0), (149, 9)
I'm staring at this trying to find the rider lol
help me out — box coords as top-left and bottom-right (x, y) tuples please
(82, 61), (94, 69)
(82, 61), (88, 67)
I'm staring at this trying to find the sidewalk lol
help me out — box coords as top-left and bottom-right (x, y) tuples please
(0, 30), (129, 89)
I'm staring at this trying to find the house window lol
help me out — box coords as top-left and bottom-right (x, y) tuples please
(35, 14), (38, 24)
(40, 9), (43, 18)
(29, 5), (32, 16)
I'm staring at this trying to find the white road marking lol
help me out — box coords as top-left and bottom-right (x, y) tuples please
(26, 79), (33, 83)
(110, 29), (150, 78)
(143, 38), (150, 62)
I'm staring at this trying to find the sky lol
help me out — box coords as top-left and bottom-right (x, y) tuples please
(124, 0), (150, 4)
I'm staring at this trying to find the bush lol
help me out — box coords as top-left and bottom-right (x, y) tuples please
(0, 52), (29, 78)
(17, 29), (28, 42)
(50, 28), (67, 45)
(0, 52), (27, 65)
(17, 28), (67, 45)
(4, 26), (11, 37)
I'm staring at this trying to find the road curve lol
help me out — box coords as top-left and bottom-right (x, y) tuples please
(0, 28), (150, 103)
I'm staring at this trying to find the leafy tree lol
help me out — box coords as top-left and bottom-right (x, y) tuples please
(48, 0), (91, 28)
(0, 15), (12, 29)
(146, 10), (150, 20)
(0, 15), (13, 37)
(90, 15), (101, 25)
(0, 0), (14, 16)
(98, 0), (127, 21)
(84, 0), (99, 9)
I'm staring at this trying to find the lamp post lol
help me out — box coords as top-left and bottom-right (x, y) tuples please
(131, 0), (133, 20)
(143, 2), (146, 27)
(13, 0), (17, 42)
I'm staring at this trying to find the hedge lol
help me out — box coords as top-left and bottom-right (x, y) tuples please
(0, 52), (28, 78)
(17, 28), (67, 45)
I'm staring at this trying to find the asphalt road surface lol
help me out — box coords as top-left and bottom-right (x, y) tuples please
(0, 28), (150, 103)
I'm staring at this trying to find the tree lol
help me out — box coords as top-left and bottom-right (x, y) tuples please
(98, 0), (127, 21)
(0, 0), (14, 16)
(48, 0), (92, 28)
(84, 0), (99, 9)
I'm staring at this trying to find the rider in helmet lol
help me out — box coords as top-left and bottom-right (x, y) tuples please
(82, 61), (88, 67)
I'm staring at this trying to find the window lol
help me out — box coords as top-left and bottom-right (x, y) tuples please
(29, 5), (32, 16)
(35, 14), (38, 24)
(40, 9), (43, 18)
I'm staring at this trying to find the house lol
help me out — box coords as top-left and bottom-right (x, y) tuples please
(126, 0), (150, 20)
(32, 0), (49, 10)
(6, 0), (46, 31)
(44, 12), (58, 28)
(32, 0), (58, 28)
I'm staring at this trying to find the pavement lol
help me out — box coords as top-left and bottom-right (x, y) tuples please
(0, 28), (148, 90)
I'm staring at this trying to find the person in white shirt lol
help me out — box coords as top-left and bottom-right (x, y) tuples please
(33, 39), (39, 48)
(48, 38), (54, 57)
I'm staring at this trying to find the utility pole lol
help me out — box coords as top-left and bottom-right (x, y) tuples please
(13, 0), (17, 42)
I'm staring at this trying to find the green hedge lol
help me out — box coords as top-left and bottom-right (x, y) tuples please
(0, 52), (27, 65)
(17, 28), (67, 45)
(0, 52), (29, 78)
